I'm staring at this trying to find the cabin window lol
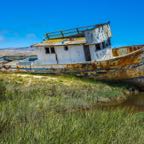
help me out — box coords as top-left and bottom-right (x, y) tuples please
(51, 47), (55, 54)
(45, 47), (56, 54)
(95, 44), (101, 51)
(45, 48), (50, 54)
(64, 46), (68, 51)
(105, 38), (111, 47)
(108, 38), (111, 46)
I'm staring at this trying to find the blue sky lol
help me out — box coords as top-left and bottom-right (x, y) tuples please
(0, 0), (144, 48)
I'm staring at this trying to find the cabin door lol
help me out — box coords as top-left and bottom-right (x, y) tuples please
(83, 45), (91, 61)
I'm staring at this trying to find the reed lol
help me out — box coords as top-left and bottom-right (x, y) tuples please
(0, 73), (143, 144)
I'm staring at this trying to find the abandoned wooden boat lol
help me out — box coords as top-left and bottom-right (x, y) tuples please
(2, 22), (144, 89)
(31, 22), (144, 89)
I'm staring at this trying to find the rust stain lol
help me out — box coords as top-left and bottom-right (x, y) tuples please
(1, 45), (144, 88)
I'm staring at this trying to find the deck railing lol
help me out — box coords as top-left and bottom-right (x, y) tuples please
(45, 22), (110, 40)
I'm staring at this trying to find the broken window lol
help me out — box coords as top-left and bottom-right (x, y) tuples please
(95, 44), (101, 51)
(64, 46), (68, 51)
(45, 48), (50, 54)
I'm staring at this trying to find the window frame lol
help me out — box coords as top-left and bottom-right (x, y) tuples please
(64, 46), (69, 51)
(45, 47), (50, 54)
(50, 47), (55, 54)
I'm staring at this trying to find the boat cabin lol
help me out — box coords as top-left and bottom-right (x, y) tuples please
(33, 22), (112, 65)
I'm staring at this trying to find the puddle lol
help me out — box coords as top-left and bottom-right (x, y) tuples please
(97, 93), (144, 112)
(121, 92), (144, 111)
(63, 93), (144, 113)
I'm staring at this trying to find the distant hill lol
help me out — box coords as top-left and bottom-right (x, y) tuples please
(0, 47), (37, 57)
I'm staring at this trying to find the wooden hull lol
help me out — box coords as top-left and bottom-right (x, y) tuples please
(1, 46), (144, 89)
(30, 46), (144, 88)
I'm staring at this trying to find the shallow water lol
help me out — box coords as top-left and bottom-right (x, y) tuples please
(121, 92), (144, 112)
(94, 93), (144, 113)
(69, 93), (144, 113)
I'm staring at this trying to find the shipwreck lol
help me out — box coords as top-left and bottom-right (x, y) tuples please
(1, 22), (144, 89)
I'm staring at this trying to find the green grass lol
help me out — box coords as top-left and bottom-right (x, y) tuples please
(0, 73), (144, 144)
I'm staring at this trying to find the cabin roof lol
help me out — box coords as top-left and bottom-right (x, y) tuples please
(32, 21), (111, 48)
(33, 37), (86, 47)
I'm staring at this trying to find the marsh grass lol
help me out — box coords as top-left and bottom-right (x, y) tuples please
(0, 73), (144, 144)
